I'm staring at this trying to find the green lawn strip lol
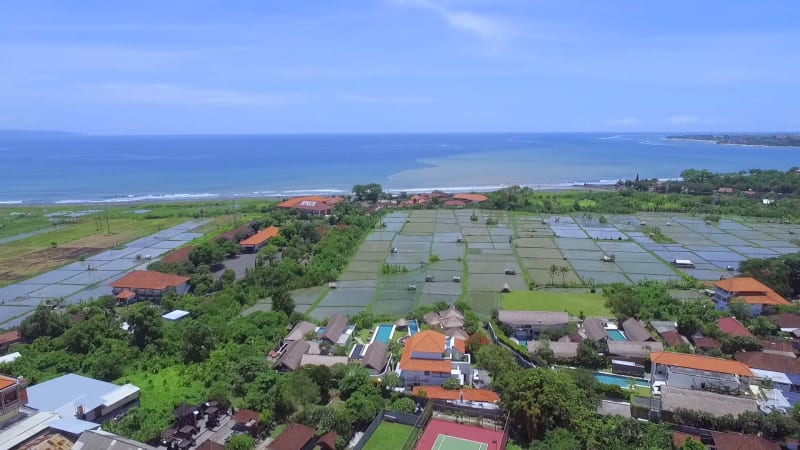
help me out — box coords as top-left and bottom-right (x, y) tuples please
(117, 366), (207, 430)
(270, 423), (287, 438)
(501, 290), (610, 316)
(362, 422), (416, 450)
(510, 214), (532, 288)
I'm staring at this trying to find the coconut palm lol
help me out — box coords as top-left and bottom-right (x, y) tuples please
(559, 265), (570, 286)
(548, 264), (559, 286)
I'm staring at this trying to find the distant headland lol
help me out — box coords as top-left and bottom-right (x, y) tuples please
(667, 134), (800, 147)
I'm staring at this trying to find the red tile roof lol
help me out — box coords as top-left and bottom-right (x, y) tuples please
(268, 423), (316, 450)
(760, 339), (797, 356)
(650, 351), (753, 377)
(711, 431), (780, 450)
(111, 271), (190, 291)
(0, 330), (21, 346)
(673, 431), (702, 448)
(770, 314), (800, 329)
(162, 245), (195, 264)
(240, 226), (280, 246)
(316, 431), (337, 450)
(453, 193), (488, 203)
(233, 409), (260, 426)
(717, 317), (753, 337)
(196, 441), (225, 450)
(412, 386), (500, 402)
(659, 330), (684, 347)
(115, 289), (136, 300)
(715, 277), (789, 306)
(400, 330), (465, 373)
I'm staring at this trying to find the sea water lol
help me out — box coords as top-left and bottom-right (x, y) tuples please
(1, 133), (798, 204)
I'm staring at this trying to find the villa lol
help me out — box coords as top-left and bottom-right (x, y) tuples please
(277, 196), (343, 216)
(582, 318), (609, 341)
(110, 270), (190, 304)
(498, 311), (569, 341)
(650, 351), (753, 394)
(714, 277), (790, 316)
(621, 318), (654, 342)
(239, 225), (280, 253)
(320, 313), (353, 346)
(398, 330), (469, 387)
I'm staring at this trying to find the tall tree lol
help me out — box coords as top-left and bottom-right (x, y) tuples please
(270, 288), (295, 317)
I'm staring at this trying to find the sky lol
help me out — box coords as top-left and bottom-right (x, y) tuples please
(0, 0), (798, 134)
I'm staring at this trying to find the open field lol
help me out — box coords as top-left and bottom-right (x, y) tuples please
(362, 422), (416, 450)
(501, 289), (611, 317)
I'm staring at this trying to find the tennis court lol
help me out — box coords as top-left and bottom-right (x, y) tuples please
(416, 419), (505, 450)
(431, 435), (487, 450)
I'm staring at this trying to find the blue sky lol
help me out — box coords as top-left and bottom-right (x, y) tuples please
(0, 0), (798, 134)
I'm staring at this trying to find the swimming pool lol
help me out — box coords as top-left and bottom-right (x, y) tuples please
(594, 372), (648, 389)
(372, 324), (395, 344)
(606, 329), (627, 341)
(409, 320), (420, 336)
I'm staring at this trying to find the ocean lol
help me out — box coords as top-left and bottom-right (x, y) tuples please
(1, 133), (798, 204)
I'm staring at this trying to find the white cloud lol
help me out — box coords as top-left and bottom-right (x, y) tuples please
(72, 83), (302, 107)
(393, 0), (512, 44)
(667, 115), (700, 125)
(608, 117), (640, 127)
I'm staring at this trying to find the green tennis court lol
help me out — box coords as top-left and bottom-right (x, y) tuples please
(432, 434), (488, 450)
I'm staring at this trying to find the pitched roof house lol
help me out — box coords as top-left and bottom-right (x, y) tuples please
(770, 313), (800, 331)
(710, 431), (780, 450)
(528, 340), (578, 359)
(321, 314), (349, 345)
(717, 317), (753, 337)
(659, 330), (685, 347)
(621, 318), (654, 342)
(607, 341), (664, 360)
(110, 270), (190, 303)
(714, 277), (789, 316)
(452, 193), (488, 203)
(651, 351), (753, 377)
(239, 226), (280, 252)
(411, 386), (499, 403)
(361, 341), (389, 374)
(582, 318), (608, 341)
(399, 330), (468, 387)
(275, 339), (311, 372)
(734, 351), (800, 374)
(284, 321), (317, 343)
(268, 423), (316, 450)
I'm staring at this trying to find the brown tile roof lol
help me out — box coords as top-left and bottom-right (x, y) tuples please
(111, 270), (190, 291)
(233, 409), (261, 426)
(692, 336), (722, 349)
(711, 431), (780, 450)
(284, 321), (317, 342)
(760, 339), (797, 356)
(162, 245), (195, 264)
(268, 423), (316, 450)
(115, 289), (136, 300)
(443, 199), (467, 207)
(607, 341), (664, 359)
(0, 330), (21, 346)
(528, 340), (578, 359)
(316, 431), (337, 450)
(361, 341), (388, 371)
(276, 339), (310, 371)
(321, 313), (348, 343)
(412, 386), (500, 402)
(673, 431), (702, 448)
(659, 330), (684, 347)
(650, 351), (753, 377)
(583, 318), (608, 341)
(622, 318), (654, 342)
(715, 277), (789, 306)
(734, 351), (800, 374)
(498, 310), (569, 327)
(196, 441), (225, 450)
(239, 226), (280, 246)
(770, 313), (800, 329)
(453, 193), (488, 203)
(717, 317), (753, 337)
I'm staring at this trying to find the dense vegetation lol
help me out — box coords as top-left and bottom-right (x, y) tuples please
(668, 134), (800, 147)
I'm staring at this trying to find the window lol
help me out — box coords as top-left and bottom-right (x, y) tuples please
(424, 371), (431, 376)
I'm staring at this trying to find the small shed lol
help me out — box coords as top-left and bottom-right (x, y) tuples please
(395, 318), (409, 329)
(162, 310), (190, 321)
(501, 283), (511, 293)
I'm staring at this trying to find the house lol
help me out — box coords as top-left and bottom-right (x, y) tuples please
(0, 330), (22, 354)
(411, 386), (499, 403)
(268, 422), (316, 450)
(25, 374), (139, 424)
(299, 354), (348, 368)
(161, 309), (190, 321)
(658, 330), (685, 348)
(315, 432), (337, 450)
(233, 409), (261, 437)
(710, 431), (780, 450)
(196, 440), (226, 450)
(71, 429), (156, 450)
(0, 374), (27, 426)
(423, 305), (465, 330)
(110, 270), (190, 304)
(275, 340), (311, 372)
(239, 226), (280, 253)
(650, 351), (753, 394)
(761, 339), (797, 358)
(659, 386), (757, 419)
(15, 433), (74, 450)
(398, 330), (469, 387)
(607, 341), (663, 361)
(498, 311), (569, 341)
(769, 313), (800, 333)
(528, 340), (578, 359)
(284, 321), (317, 344)
(717, 317), (753, 337)
(621, 318), (654, 342)
(691, 336), (722, 352)
(443, 199), (467, 208)
(452, 193), (488, 203)
(582, 318), (608, 341)
(734, 351), (800, 375)
(360, 342), (389, 375)
(320, 314), (352, 346)
(714, 277), (790, 316)
(649, 320), (678, 334)
(718, 187), (734, 194)
(277, 196), (343, 216)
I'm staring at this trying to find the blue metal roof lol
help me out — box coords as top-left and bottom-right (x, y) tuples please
(48, 418), (100, 434)
(787, 373), (800, 387)
(25, 373), (128, 416)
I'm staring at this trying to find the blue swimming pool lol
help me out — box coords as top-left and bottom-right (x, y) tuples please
(594, 372), (648, 389)
(606, 329), (627, 341)
(373, 324), (395, 344)
(408, 320), (420, 336)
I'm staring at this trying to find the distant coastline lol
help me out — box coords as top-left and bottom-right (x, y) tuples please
(667, 134), (800, 147)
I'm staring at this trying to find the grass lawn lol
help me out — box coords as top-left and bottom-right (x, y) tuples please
(362, 422), (416, 450)
(117, 365), (207, 415)
(501, 290), (611, 316)
(270, 424), (287, 438)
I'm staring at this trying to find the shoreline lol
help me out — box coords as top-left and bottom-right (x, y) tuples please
(666, 137), (800, 148)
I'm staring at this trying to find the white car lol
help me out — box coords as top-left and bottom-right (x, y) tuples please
(473, 371), (480, 382)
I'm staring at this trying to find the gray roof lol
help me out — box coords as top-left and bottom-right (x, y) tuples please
(321, 314), (348, 343)
(583, 318), (608, 341)
(73, 429), (156, 450)
(622, 318), (654, 342)
(25, 373), (139, 419)
(607, 341), (664, 359)
(660, 386), (757, 417)
(443, 328), (470, 340)
(498, 310), (569, 327)
(650, 320), (678, 334)
(361, 341), (389, 371)
(285, 321), (317, 342)
(528, 340), (578, 359)
(275, 339), (310, 371)
(299, 354), (348, 368)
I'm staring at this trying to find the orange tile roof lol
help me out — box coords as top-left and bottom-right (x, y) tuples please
(412, 386), (500, 402)
(111, 270), (190, 291)
(277, 196), (342, 209)
(0, 375), (18, 391)
(737, 294), (789, 306)
(650, 351), (753, 377)
(115, 289), (136, 300)
(400, 330), (465, 373)
(0, 330), (21, 346)
(453, 193), (488, 202)
(239, 226), (280, 246)
(715, 277), (789, 306)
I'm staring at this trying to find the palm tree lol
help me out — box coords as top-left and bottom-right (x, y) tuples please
(548, 264), (559, 286)
(559, 266), (570, 286)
